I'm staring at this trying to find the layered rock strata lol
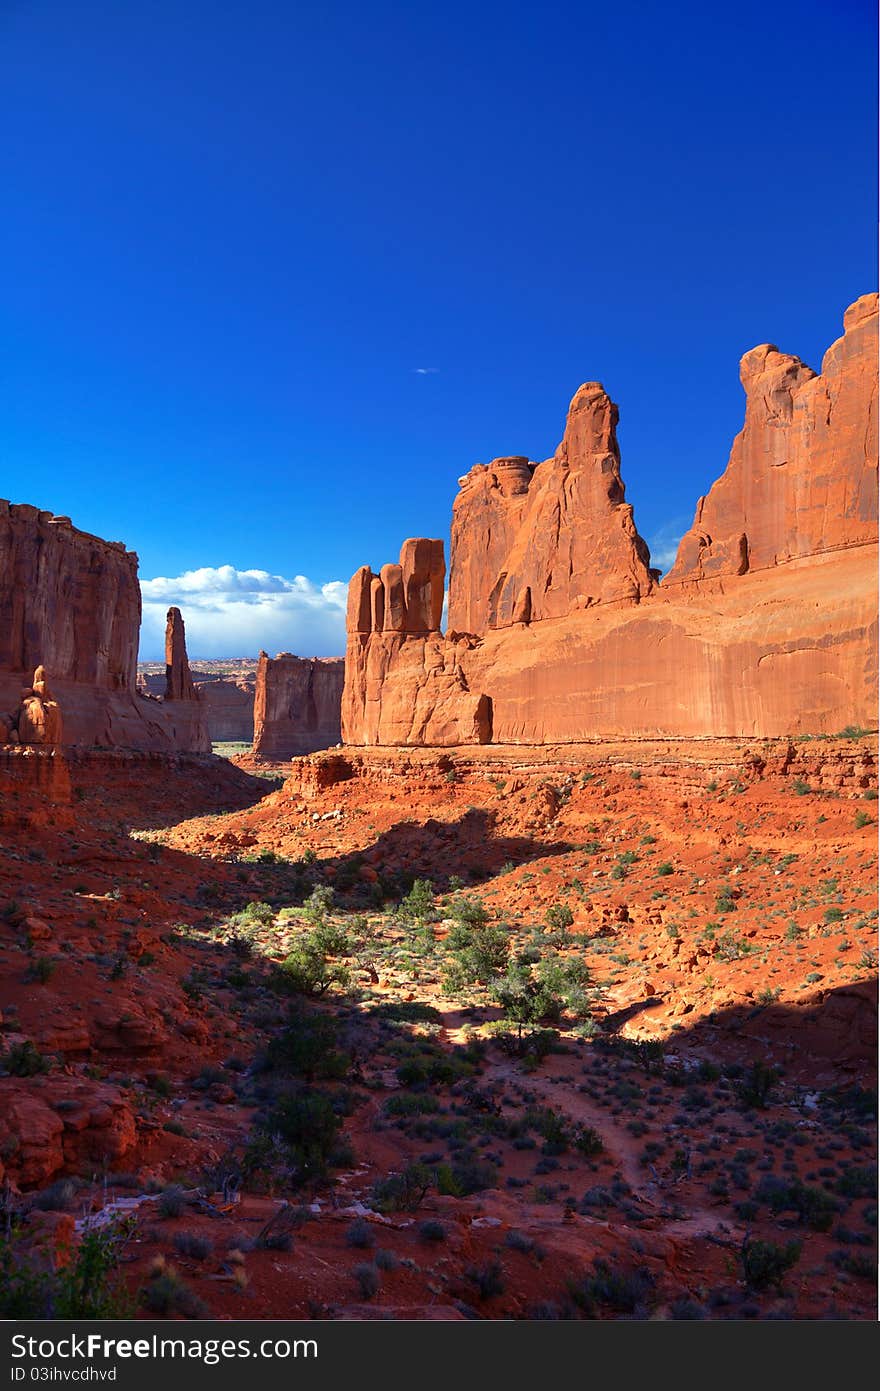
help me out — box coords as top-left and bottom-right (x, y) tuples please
(0, 503), (209, 752)
(343, 296), (878, 745)
(252, 653), (345, 759)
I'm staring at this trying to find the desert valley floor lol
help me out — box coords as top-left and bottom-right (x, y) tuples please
(1, 734), (876, 1319)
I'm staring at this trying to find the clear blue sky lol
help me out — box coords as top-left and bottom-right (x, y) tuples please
(2, 1), (876, 657)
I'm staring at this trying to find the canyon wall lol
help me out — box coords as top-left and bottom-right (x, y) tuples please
(252, 652), (345, 759)
(194, 674), (256, 742)
(0, 504), (209, 753)
(343, 294), (878, 746)
(139, 669), (257, 743)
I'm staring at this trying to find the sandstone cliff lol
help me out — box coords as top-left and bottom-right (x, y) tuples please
(343, 296), (878, 746)
(194, 673), (256, 742)
(252, 652), (345, 759)
(342, 539), (492, 746)
(667, 292), (878, 582)
(448, 383), (656, 634)
(0, 503), (209, 753)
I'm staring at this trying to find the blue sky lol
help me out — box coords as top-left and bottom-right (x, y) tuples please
(2, 1), (875, 659)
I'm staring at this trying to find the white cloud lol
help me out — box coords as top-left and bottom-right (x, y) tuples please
(139, 565), (347, 661)
(412, 367), (439, 375)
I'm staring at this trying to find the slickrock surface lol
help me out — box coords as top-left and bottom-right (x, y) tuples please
(251, 652), (345, 759)
(343, 297), (878, 746)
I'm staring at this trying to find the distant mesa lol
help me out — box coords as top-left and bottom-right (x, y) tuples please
(343, 294), (878, 745)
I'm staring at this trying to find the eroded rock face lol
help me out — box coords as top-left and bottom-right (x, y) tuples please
(0, 503), (209, 752)
(252, 653), (345, 759)
(2, 665), (64, 746)
(193, 674), (256, 742)
(343, 297), (878, 745)
(342, 538), (492, 747)
(667, 293), (879, 582)
(448, 383), (655, 635)
(0, 503), (140, 688)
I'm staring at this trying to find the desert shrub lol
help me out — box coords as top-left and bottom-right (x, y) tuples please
(25, 956), (55, 984)
(274, 942), (349, 996)
(398, 879), (435, 924)
(574, 1125), (604, 1157)
(442, 920), (509, 991)
(741, 1238), (801, 1291)
(375, 1248), (399, 1271)
(140, 1266), (208, 1318)
(241, 901), (276, 926)
(434, 1158), (496, 1197)
(157, 1185), (188, 1219)
(737, 1060), (778, 1109)
(31, 1179), (79, 1212)
(351, 1263), (380, 1299)
(571, 1258), (655, 1315)
(173, 1232), (213, 1260)
(466, 1261), (505, 1299)
(418, 1219), (447, 1243)
(371, 1163), (433, 1213)
(345, 1219), (374, 1249)
(301, 885), (334, 925)
(0, 1223), (133, 1318)
(835, 1164), (876, 1199)
(255, 1090), (342, 1185)
(545, 903), (574, 933)
(1, 1041), (51, 1077)
(264, 1003), (350, 1080)
(448, 896), (489, 928)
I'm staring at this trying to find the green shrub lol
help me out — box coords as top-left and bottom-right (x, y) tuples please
(371, 1163), (433, 1213)
(0, 1223), (134, 1318)
(265, 1004), (350, 1080)
(157, 1185), (188, 1219)
(545, 904), (574, 933)
(571, 1259), (654, 1314)
(351, 1262), (380, 1299)
(25, 956), (55, 984)
(257, 1090), (343, 1185)
(466, 1261), (505, 1299)
(741, 1238), (801, 1291)
(140, 1267), (208, 1318)
(275, 943), (350, 996)
(1, 1041), (51, 1077)
(737, 1060), (778, 1109)
(398, 879), (435, 923)
(172, 1232), (213, 1260)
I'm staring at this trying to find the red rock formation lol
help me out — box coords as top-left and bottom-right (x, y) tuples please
(1, 665), (64, 746)
(0, 502), (140, 688)
(193, 673), (256, 742)
(252, 652), (345, 759)
(343, 296), (878, 746)
(164, 607), (197, 699)
(448, 382), (655, 635)
(667, 291), (878, 583)
(342, 539), (492, 746)
(0, 502), (209, 752)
